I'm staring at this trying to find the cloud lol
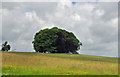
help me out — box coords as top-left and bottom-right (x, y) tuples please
(0, 2), (2, 50)
(2, 2), (118, 57)
(2, 0), (120, 2)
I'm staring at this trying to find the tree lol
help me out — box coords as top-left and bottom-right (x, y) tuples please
(1, 41), (11, 51)
(32, 27), (82, 54)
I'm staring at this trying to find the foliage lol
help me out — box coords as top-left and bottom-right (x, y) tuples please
(32, 27), (82, 53)
(1, 41), (11, 51)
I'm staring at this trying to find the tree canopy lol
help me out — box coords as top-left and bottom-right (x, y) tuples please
(32, 27), (82, 54)
(1, 41), (11, 51)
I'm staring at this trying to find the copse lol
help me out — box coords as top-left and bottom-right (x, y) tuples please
(32, 27), (82, 54)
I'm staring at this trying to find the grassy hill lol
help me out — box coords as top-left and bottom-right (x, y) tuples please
(1, 52), (118, 75)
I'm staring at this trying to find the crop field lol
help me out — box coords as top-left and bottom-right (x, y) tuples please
(1, 52), (118, 75)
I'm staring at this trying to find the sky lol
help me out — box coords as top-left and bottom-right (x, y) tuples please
(1, 0), (119, 57)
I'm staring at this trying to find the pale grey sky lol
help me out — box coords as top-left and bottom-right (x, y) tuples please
(1, 0), (118, 57)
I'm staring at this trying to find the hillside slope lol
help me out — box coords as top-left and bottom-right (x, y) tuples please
(2, 52), (118, 75)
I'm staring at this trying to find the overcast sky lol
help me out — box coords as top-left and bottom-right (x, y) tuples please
(1, 0), (119, 57)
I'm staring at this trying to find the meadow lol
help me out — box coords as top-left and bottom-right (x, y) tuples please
(1, 52), (118, 75)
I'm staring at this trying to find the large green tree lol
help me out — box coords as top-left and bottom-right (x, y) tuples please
(32, 27), (82, 54)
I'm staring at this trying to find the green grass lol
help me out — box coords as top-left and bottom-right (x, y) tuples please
(1, 52), (118, 75)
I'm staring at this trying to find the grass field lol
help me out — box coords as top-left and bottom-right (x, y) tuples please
(1, 52), (118, 75)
